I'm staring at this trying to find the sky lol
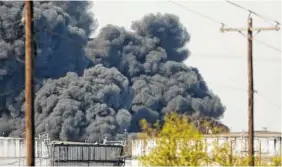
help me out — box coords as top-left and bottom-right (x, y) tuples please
(91, 0), (281, 132)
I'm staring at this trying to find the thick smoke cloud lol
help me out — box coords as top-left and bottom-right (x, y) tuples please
(0, 1), (227, 141)
(131, 13), (190, 62)
(0, 1), (93, 114)
(33, 1), (91, 78)
(52, 1), (98, 37)
(86, 13), (225, 132)
(8, 65), (132, 141)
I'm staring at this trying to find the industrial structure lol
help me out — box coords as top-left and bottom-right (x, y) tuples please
(131, 130), (282, 160)
(1, 130), (281, 166)
(0, 136), (125, 166)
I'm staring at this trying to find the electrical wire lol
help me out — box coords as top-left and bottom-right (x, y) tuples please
(2, 3), (280, 53)
(191, 54), (281, 62)
(0, 3), (279, 110)
(238, 31), (281, 52)
(0, 78), (42, 97)
(206, 82), (280, 110)
(206, 82), (248, 92)
(169, 0), (224, 25)
(1, 76), (279, 116)
(26, 23), (282, 64)
(225, 0), (281, 25)
(0, 73), (42, 97)
(37, 26), (280, 112)
(255, 92), (281, 109)
(42, 2), (279, 109)
(168, 0), (281, 53)
(0, 87), (24, 96)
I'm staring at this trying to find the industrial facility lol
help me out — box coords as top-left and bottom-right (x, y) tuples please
(131, 130), (282, 158)
(1, 130), (281, 166)
(0, 136), (125, 166)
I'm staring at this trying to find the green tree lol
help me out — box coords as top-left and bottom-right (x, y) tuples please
(137, 112), (281, 166)
(138, 112), (210, 166)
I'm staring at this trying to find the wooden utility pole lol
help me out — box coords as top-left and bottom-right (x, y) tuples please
(25, 0), (35, 166)
(220, 15), (279, 166)
(247, 17), (254, 166)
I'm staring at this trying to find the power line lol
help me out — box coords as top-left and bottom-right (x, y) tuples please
(0, 76), (42, 97)
(0, 2), (278, 111)
(206, 82), (248, 93)
(220, 16), (276, 162)
(237, 31), (281, 52)
(169, 0), (224, 25)
(255, 92), (281, 109)
(31, 26), (281, 63)
(225, 0), (281, 25)
(191, 54), (281, 62)
(1, 79), (278, 110)
(1, 31), (278, 98)
(206, 82), (280, 110)
(0, 78), (279, 116)
(46, 3), (279, 121)
(169, 0), (281, 53)
(0, 87), (24, 96)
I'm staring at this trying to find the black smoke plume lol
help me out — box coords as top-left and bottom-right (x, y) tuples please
(87, 13), (225, 132)
(0, 1), (94, 116)
(0, 2), (227, 141)
(34, 65), (132, 141)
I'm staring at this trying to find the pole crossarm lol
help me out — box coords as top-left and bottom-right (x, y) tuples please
(221, 26), (280, 32)
(219, 16), (281, 166)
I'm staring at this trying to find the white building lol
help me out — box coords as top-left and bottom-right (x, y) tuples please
(129, 131), (282, 166)
(0, 137), (50, 166)
(0, 131), (280, 166)
(0, 137), (125, 166)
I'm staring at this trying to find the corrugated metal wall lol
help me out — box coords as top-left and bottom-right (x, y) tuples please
(0, 137), (125, 166)
(0, 137), (49, 158)
(0, 137), (50, 166)
(131, 136), (282, 157)
(50, 143), (124, 166)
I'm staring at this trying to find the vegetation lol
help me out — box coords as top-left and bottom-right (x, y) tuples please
(137, 112), (281, 166)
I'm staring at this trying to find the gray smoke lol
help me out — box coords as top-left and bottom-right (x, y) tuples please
(0, 2), (227, 141)
(132, 13), (190, 62)
(0, 1), (94, 113)
(86, 13), (225, 132)
(7, 65), (132, 141)
(52, 1), (98, 37)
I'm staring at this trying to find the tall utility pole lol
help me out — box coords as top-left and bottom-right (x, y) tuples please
(220, 15), (279, 166)
(247, 17), (254, 166)
(25, 0), (35, 166)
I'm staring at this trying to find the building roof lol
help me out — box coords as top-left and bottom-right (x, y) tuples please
(50, 140), (124, 147)
(205, 131), (282, 138)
